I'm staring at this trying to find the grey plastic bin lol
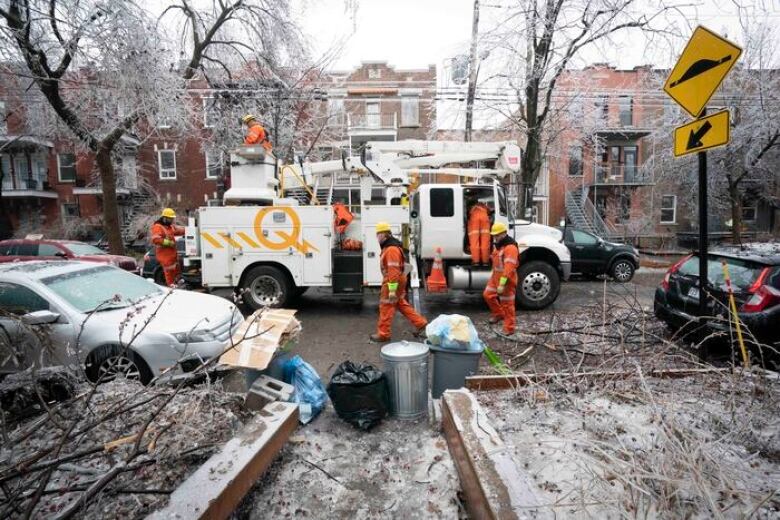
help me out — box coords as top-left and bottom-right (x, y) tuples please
(380, 341), (429, 419)
(429, 343), (484, 398)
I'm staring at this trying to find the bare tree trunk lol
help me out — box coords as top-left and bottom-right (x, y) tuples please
(95, 145), (124, 254)
(728, 181), (742, 245)
(464, 0), (480, 142)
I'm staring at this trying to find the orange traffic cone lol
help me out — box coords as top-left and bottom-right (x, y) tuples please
(426, 247), (448, 293)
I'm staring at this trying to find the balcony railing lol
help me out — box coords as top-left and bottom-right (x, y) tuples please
(347, 113), (397, 131)
(593, 162), (653, 185)
(1, 176), (49, 191)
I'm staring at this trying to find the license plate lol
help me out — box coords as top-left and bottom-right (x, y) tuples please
(688, 287), (700, 299)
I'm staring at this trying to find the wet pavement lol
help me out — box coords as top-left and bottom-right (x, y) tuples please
(285, 269), (665, 380)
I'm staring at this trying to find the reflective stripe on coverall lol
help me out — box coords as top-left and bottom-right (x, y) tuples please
(467, 202), (491, 264)
(244, 122), (273, 152)
(375, 238), (427, 340)
(483, 237), (520, 334)
(151, 221), (185, 286)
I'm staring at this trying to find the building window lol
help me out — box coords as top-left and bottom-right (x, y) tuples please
(401, 96), (419, 127)
(203, 98), (219, 128)
(368, 68), (381, 79)
(328, 97), (345, 126)
(568, 146), (583, 176)
(742, 202), (757, 222)
(430, 188), (454, 217)
(568, 97), (583, 121)
(205, 150), (223, 179)
(618, 192), (631, 223)
(62, 203), (80, 220)
(618, 96), (633, 126)
(57, 153), (77, 182)
(366, 101), (380, 128)
(0, 100), (6, 134)
(158, 149), (176, 179)
(594, 95), (608, 124)
(332, 187), (362, 213)
(660, 195), (676, 224)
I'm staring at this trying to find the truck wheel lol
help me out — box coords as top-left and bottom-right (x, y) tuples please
(610, 259), (635, 283)
(241, 266), (292, 309)
(516, 261), (560, 310)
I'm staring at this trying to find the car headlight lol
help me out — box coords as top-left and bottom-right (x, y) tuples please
(174, 329), (217, 344)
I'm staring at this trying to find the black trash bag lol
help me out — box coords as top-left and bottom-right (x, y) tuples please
(327, 361), (389, 431)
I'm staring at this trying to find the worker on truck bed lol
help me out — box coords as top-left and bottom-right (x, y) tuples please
(150, 208), (185, 286)
(242, 114), (273, 152)
(370, 222), (428, 343)
(467, 195), (491, 266)
(483, 222), (519, 338)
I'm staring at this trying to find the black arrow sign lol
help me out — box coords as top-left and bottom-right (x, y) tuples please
(669, 55), (732, 87)
(687, 121), (713, 150)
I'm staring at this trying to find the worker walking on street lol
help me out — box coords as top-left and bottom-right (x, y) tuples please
(150, 208), (185, 287)
(467, 196), (491, 266)
(483, 222), (520, 337)
(242, 114), (273, 153)
(370, 222), (428, 343)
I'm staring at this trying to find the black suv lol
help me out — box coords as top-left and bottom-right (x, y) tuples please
(561, 227), (640, 282)
(654, 243), (780, 353)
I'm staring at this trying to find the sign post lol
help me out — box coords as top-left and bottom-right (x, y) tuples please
(663, 26), (742, 318)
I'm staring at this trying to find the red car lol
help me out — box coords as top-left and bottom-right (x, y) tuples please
(0, 239), (138, 272)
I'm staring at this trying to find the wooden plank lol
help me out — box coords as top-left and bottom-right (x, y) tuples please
(466, 367), (730, 391)
(148, 402), (298, 520)
(441, 389), (551, 520)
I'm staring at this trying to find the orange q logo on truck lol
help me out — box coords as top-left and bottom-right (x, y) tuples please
(252, 207), (318, 254)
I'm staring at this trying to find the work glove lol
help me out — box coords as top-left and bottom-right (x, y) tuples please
(497, 276), (508, 295)
(162, 238), (174, 247)
(387, 282), (399, 303)
(496, 284), (505, 295)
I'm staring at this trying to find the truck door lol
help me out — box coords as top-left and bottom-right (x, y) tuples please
(200, 223), (233, 287)
(493, 183), (509, 229)
(420, 186), (464, 259)
(301, 226), (332, 285)
(362, 206), (409, 286)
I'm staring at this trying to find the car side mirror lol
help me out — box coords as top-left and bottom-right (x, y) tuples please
(21, 310), (60, 325)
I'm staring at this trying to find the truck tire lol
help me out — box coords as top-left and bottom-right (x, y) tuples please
(516, 261), (560, 310)
(241, 265), (292, 309)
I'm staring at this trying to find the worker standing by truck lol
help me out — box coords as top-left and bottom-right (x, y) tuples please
(370, 222), (428, 343)
(483, 222), (519, 337)
(467, 195), (491, 266)
(150, 208), (185, 286)
(242, 114), (273, 153)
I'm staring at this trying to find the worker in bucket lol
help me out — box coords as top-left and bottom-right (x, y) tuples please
(150, 208), (185, 287)
(370, 222), (428, 343)
(242, 114), (273, 153)
(483, 222), (519, 338)
(466, 194), (491, 266)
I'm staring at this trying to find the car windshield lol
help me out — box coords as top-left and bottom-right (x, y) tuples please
(677, 255), (766, 291)
(67, 243), (107, 256)
(42, 265), (163, 312)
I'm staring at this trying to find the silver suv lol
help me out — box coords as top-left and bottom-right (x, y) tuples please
(0, 261), (242, 384)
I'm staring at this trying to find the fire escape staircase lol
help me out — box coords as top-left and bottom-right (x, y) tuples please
(565, 190), (617, 239)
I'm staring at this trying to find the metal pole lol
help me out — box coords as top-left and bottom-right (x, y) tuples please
(464, 0), (479, 142)
(698, 108), (708, 317)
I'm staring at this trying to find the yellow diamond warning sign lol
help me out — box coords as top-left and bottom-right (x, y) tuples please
(673, 110), (730, 157)
(664, 26), (742, 118)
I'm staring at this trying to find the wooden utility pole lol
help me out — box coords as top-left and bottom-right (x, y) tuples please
(465, 0), (479, 142)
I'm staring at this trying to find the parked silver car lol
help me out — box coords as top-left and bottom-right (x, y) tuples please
(0, 261), (242, 384)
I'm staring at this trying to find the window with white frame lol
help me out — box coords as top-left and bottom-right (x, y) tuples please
(328, 97), (344, 126)
(158, 149), (176, 179)
(61, 203), (79, 220)
(57, 153), (76, 182)
(366, 100), (380, 128)
(0, 100), (6, 134)
(205, 150), (223, 179)
(368, 68), (381, 79)
(660, 195), (677, 224)
(742, 201), (757, 222)
(401, 96), (419, 127)
(203, 97), (219, 128)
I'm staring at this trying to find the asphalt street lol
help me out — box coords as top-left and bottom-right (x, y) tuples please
(285, 269), (666, 380)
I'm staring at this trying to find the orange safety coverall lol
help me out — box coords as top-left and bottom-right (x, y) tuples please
(333, 202), (354, 235)
(467, 202), (491, 265)
(376, 237), (428, 340)
(483, 236), (520, 334)
(244, 122), (273, 152)
(151, 221), (185, 286)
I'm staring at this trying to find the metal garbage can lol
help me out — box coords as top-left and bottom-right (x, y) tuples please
(429, 343), (484, 398)
(380, 341), (429, 419)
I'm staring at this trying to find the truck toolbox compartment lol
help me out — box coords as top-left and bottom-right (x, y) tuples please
(333, 273), (363, 293)
(333, 251), (363, 274)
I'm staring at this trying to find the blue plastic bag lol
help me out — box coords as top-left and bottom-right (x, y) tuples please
(425, 314), (484, 351)
(282, 355), (328, 424)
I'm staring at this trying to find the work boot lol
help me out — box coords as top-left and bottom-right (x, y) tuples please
(488, 316), (501, 324)
(369, 333), (390, 343)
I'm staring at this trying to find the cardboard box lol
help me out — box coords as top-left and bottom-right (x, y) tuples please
(219, 309), (301, 370)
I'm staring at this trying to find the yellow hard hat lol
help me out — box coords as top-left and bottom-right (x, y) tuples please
(242, 114), (256, 124)
(490, 222), (508, 235)
(375, 222), (392, 233)
(161, 208), (176, 219)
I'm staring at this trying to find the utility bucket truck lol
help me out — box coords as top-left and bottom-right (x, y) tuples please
(183, 140), (571, 310)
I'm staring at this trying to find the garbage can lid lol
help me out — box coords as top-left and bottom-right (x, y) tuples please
(380, 341), (429, 362)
